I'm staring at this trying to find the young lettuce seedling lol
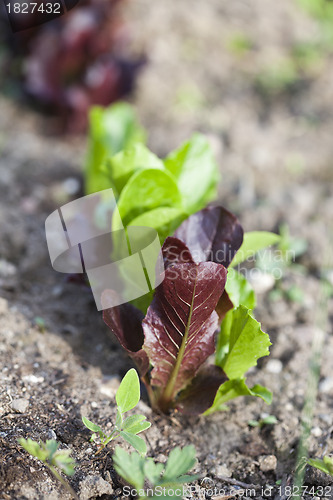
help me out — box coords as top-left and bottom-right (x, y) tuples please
(84, 107), (280, 415)
(18, 438), (78, 500)
(82, 368), (151, 456)
(103, 208), (275, 415)
(113, 445), (198, 499)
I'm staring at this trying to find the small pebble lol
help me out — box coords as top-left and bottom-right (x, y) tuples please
(266, 359), (283, 374)
(52, 285), (63, 297)
(319, 413), (332, 425)
(319, 377), (333, 394)
(249, 270), (275, 294)
(0, 297), (8, 315)
(12, 398), (29, 413)
(259, 455), (277, 472)
(214, 464), (232, 478)
(23, 374), (44, 384)
(91, 401), (98, 408)
(99, 376), (120, 398)
(326, 270), (333, 287)
(63, 177), (81, 195)
(311, 426), (322, 437)
(79, 475), (113, 500)
(0, 259), (17, 278)
(47, 429), (57, 440)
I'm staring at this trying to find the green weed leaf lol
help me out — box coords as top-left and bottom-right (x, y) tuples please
(113, 446), (146, 490)
(18, 438), (49, 462)
(113, 446), (197, 497)
(53, 450), (76, 476)
(122, 414), (151, 435)
(248, 415), (278, 427)
(120, 431), (147, 456)
(18, 438), (76, 476)
(308, 456), (333, 476)
(163, 445), (197, 480)
(116, 368), (140, 413)
(144, 459), (164, 484)
(82, 416), (103, 434)
(115, 409), (123, 429)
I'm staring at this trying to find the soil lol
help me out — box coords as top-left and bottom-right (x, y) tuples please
(1, 0), (333, 499)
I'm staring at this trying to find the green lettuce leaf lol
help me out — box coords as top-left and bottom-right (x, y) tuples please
(216, 305), (271, 376)
(85, 103), (146, 194)
(231, 231), (281, 268)
(164, 133), (218, 214)
(225, 268), (256, 310)
(105, 144), (164, 196)
(128, 207), (187, 245)
(204, 378), (272, 415)
(113, 169), (183, 231)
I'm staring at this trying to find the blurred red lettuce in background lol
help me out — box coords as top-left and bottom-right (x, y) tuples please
(0, 0), (145, 133)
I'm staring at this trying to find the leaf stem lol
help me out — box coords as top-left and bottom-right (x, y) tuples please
(143, 373), (158, 410)
(47, 464), (79, 500)
(104, 430), (119, 445)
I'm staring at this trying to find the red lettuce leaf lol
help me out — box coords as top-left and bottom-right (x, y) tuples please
(102, 290), (149, 375)
(175, 365), (228, 415)
(162, 236), (194, 269)
(174, 206), (243, 268)
(0, 0), (144, 133)
(163, 235), (233, 323)
(216, 290), (234, 323)
(142, 262), (227, 410)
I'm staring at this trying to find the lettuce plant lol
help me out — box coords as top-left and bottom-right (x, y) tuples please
(0, 1), (143, 132)
(102, 207), (276, 415)
(84, 104), (279, 415)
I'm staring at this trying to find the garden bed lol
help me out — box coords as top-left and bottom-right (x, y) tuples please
(1, 0), (333, 497)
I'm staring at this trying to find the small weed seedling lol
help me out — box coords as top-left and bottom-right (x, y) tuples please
(113, 445), (198, 499)
(308, 455), (333, 476)
(18, 438), (78, 499)
(82, 368), (151, 456)
(248, 415), (278, 428)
